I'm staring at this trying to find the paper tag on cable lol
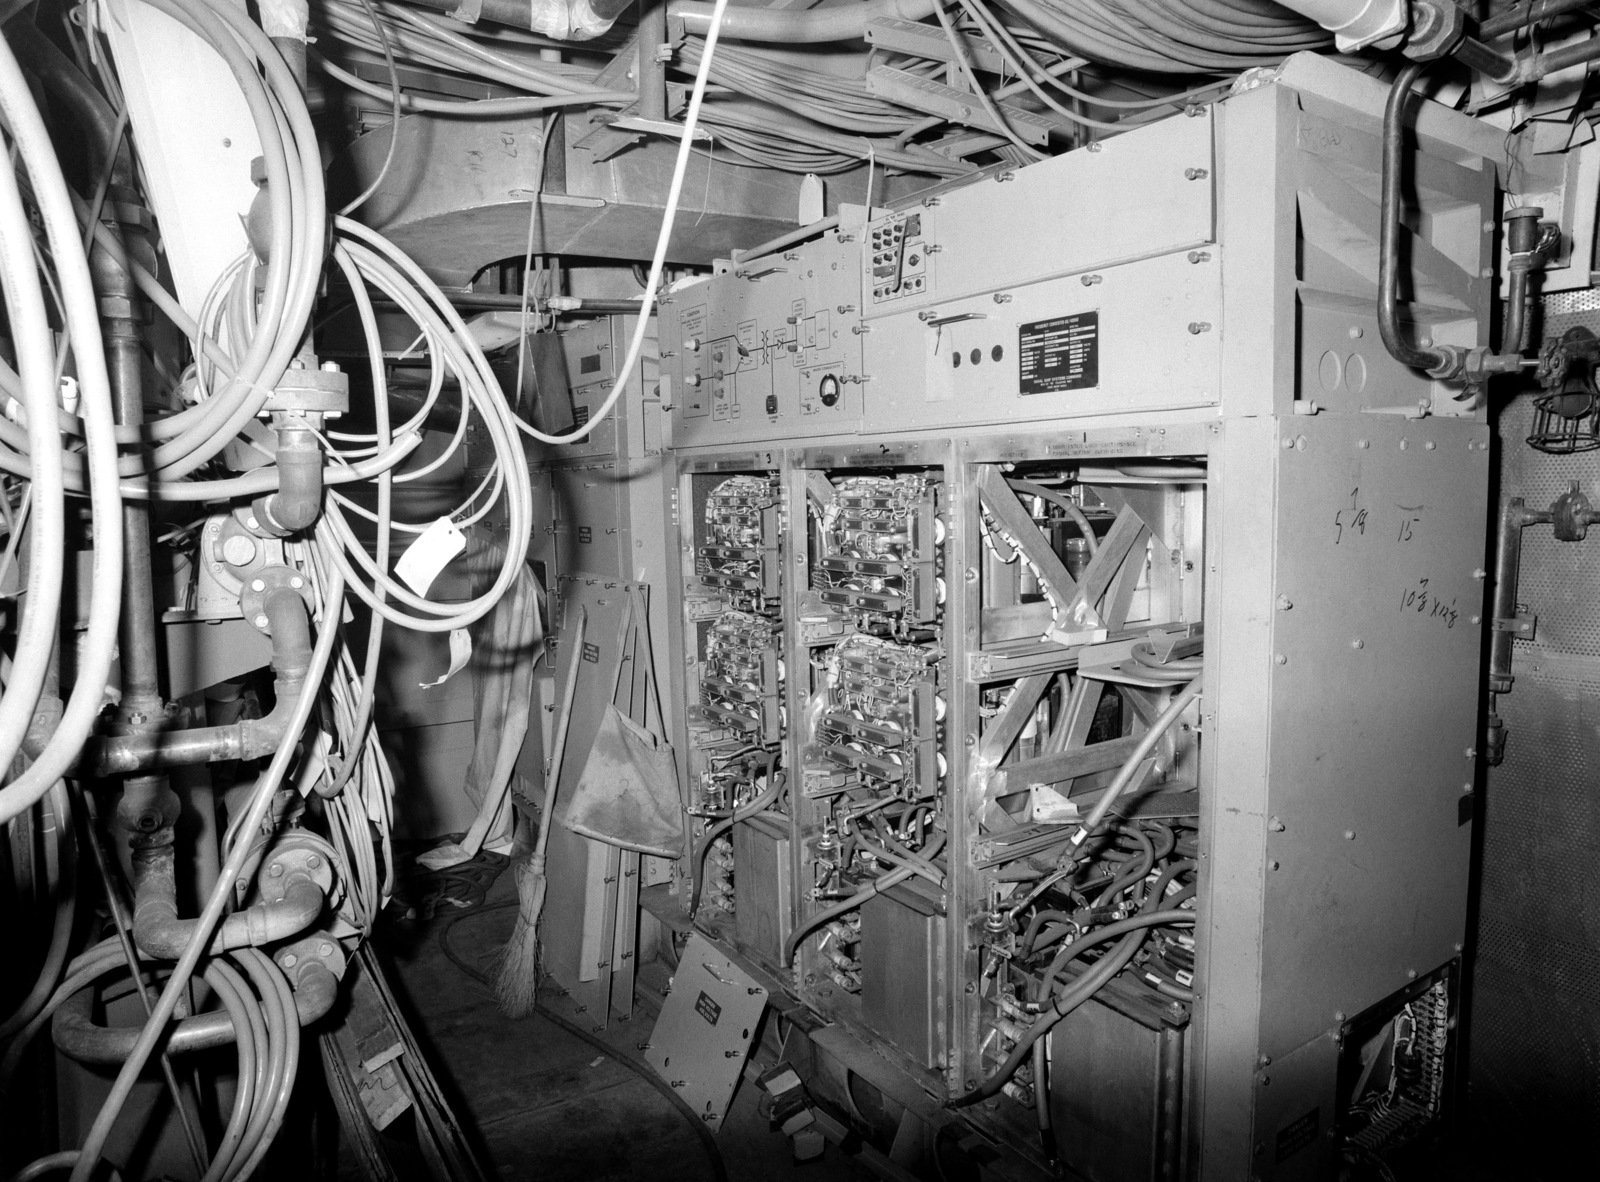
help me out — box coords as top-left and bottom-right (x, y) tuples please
(420, 628), (472, 689)
(296, 729), (332, 797)
(395, 517), (466, 597)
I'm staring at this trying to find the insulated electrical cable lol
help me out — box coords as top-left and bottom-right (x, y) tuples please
(339, 0), (403, 217)
(0, 113), (68, 779)
(0, 28), (123, 829)
(783, 832), (948, 966)
(1066, 674), (1203, 857)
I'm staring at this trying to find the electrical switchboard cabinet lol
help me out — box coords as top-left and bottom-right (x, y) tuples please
(654, 53), (1496, 1181)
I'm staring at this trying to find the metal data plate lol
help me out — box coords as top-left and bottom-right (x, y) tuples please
(1259, 414), (1488, 1060)
(645, 933), (767, 1131)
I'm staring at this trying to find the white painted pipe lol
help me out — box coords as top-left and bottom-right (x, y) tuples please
(1270, 0), (1409, 51)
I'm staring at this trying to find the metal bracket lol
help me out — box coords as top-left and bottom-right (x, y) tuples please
(1492, 613), (1536, 638)
(918, 310), (987, 328)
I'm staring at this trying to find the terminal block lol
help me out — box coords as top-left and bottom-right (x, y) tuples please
(814, 474), (943, 631)
(816, 635), (943, 800)
(698, 610), (784, 744)
(699, 475), (782, 613)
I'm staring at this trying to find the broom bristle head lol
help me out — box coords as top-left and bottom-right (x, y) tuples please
(495, 855), (546, 1018)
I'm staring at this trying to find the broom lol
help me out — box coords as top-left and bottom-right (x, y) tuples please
(496, 607), (586, 1018)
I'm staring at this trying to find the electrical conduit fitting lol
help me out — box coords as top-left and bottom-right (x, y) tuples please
(1401, 0), (1465, 61)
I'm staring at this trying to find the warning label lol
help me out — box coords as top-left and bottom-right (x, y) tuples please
(1275, 1107), (1320, 1163)
(1019, 312), (1099, 394)
(695, 991), (722, 1027)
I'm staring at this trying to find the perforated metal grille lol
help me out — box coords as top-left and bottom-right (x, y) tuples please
(1500, 322), (1600, 658)
(1543, 288), (1600, 317)
(1474, 296), (1600, 1164)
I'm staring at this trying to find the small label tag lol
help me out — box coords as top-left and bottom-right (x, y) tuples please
(395, 517), (466, 597)
(582, 641), (600, 664)
(695, 991), (722, 1026)
(578, 525), (593, 544)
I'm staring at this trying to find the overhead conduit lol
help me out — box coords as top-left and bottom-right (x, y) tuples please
(404, 0), (939, 42)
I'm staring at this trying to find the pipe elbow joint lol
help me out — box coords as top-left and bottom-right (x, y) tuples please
(215, 879), (326, 951)
(255, 424), (325, 535)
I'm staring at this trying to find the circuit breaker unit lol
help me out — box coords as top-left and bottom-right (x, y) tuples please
(657, 54), (1493, 1182)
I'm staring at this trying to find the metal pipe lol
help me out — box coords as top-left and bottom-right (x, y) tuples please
(1480, 0), (1595, 37)
(638, 0), (667, 122)
(52, 960), (339, 1064)
(405, 0), (633, 38)
(8, 24), (134, 189)
(732, 216), (841, 265)
(1488, 498), (1538, 695)
(259, 422), (325, 533)
(92, 588), (312, 775)
(1526, 33), (1600, 81)
(131, 840), (326, 960)
(671, 0), (935, 42)
(371, 291), (643, 315)
(1502, 207), (1544, 356)
(1450, 35), (1518, 82)
(1379, 63), (1452, 374)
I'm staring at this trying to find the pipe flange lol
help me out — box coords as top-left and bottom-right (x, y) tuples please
(274, 930), (348, 985)
(263, 361), (349, 418)
(261, 839), (338, 903)
(238, 564), (315, 635)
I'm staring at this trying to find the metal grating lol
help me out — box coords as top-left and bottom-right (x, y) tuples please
(1500, 319), (1600, 659)
(1542, 288), (1600, 316)
(1472, 291), (1600, 1173)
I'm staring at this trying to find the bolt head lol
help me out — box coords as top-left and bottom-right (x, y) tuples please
(282, 953), (298, 967)
(290, 576), (304, 589)
(253, 614), (269, 629)
(221, 535), (257, 566)
(250, 578), (266, 592)
(320, 942), (335, 956)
